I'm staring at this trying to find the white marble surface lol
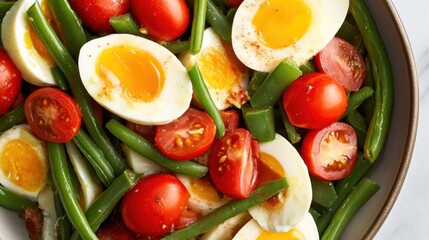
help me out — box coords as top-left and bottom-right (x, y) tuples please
(375, 0), (429, 239)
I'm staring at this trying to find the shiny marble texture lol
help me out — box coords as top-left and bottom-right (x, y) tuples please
(376, 0), (429, 239)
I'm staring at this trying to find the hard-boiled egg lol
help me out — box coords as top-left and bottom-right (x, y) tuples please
(249, 133), (312, 232)
(200, 212), (252, 240)
(232, 0), (349, 72)
(1, 0), (57, 86)
(233, 212), (319, 240)
(122, 145), (168, 176)
(180, 28), (250, 110)
(78, 33), (193, 125)
(0, 124), (48, 200)
(37, 186), (57, 240)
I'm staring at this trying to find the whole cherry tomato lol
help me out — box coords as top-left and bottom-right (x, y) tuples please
(0, 49), (22, 116)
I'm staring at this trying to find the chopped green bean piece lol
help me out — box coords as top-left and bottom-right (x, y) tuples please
(342, 86), (374, 117)
(206, 0), (232, 42)
(163, 41), (190, 54)
(310, 176), (338, 209)
(0, 185), (35, 211)
(50, 66), (69, 90)
(190, 0), (208, 54)
(299, 60), (317, 74)
(248, 71), (268, 97)
(345, 110), (367, 149)
(278, 100), (301, 144)
(0, 105), (26, 133)
(109, 13), (143, 36)
(242, 105), (275, 142)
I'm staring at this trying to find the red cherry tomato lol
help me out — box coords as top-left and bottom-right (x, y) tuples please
(120, 174), (190, 236)
(130, 0), (190, 41)
(0, 49), (22, 116)
(301, 122), (358, 181)
(315, 37), (366, 92)
(220, 108), (240, 131)
(69, 0), (130, 33)
(209, 128), (258, 199)
(174, 207), (199, 230)
(96, 215), (135, 240)
(155, 108), (216, 161)
(127, 121), (156, 144)
(282, 73), (348, 129)
(226, 0), (243, 7)
(24, 87), (82, 143)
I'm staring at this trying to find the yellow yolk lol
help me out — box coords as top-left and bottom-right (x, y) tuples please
(0, 140), (46, 192)
(257, 228), (305, 240)
(252, 0), (312, 49)
(96, 45), (165, 102)
(190, 176), (223, 202)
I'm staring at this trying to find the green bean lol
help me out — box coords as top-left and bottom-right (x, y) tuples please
(350, 0), (394, 162)
(0, 2), (14, 42)
(321, 178), (379, 240)
(54, 189), (73, 240)
(50, 66), (69, 91)
(362, 57), (375, 124)
(248, 71), (268, 97)
(188, 65), (225, 137)
(277, 100), (301, 144)
(336, 19), (365, 54)
(0, 105), (26, 133)
(242, 105), (275, 142)
(342, 86), (374, 117)
(310, 176), (338, 209)
(46, 0), (86, 59)
(109, 13), (143, 36)
(190, 0), (208, 54)
(0, 185), (35, 211)
(47, 142), (98, 240)
(163, 40), (190, 54)
(299, 60), (317, 74)
(27, 2), (128, 175)
(250, 60), (302, 108)
(72, 129), (115, 187)
(106, 119), (208, 178)
(345, 110), (367, 149)
(162, 178), (288, 240)
(206, 0), (232, 42)
(226, 7), (237, 24)
(309, 207), (321, 222)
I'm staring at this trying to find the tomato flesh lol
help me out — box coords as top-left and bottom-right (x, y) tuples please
(0, 49), (22, 116)
(209, 128), (258, 199)
(315, 37), (366, 92)
(96, 214), (135, 240)
(155, 108), (216, 161)
(282, 72), (348, 129)
(301, 122), (358, 181)
(120, 174), (190, 236)
(220, 108), (241, 131)
(24, 87), (82, 143)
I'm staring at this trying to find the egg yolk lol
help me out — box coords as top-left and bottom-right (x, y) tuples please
(96, 45), (165, 102)
(0, 140), (46, 192)
(257, 227), (304, 240)
(252, 0), (312, 49)
(190, 176), (223, 202)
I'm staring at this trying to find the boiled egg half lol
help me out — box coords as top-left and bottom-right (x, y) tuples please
(79, 34), (193, 125)
(232, 0), (349, 72)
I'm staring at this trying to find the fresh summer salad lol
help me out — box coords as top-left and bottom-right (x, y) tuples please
(0, 0), (393, 239)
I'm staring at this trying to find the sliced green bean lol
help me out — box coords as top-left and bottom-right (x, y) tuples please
(206, 0), (232, 42)
(188, 65), (225, 137)
(248, 71), (268, 97)
(163, 40), (190, 54)
(342, 86), (374, 117)
(321, 178), (380, 240)
(250, 60), (302, 108)
(299, 60), (317, 74)
(50, 66), (69, 90)
(48, 142), (98, 240)
(350, 0), (394, 162)
(109, 13), (143, 36)
(310, 176), (338, 209)
(242, 105), (275, 142)
(0, 185), (35, 211)
(190, 0), (208, 54)
(362, 57), (375, 124)
(106, 119), (208, 178)
(309, 207), (321, 222)
(0, 105), (26, 133)
(0, 2), (14, 42)
(27, 2), (128, 175)
(345, 110), (367, 149)
(54, 189), (73, 240)
(162, 178), (288, 240)
(278, 100), (301, 144)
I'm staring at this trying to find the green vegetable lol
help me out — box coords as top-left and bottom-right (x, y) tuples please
(206, 0), (232, 42)
(106, 119), (208, 178)
(190, 0), (208, 54)
(242, 105), (275, 142)
(345, 110), (367, 149)
(336, 19), (365, 54)
(0, 185), (35, 211)
(162, 178), (288, 240)
(0, 105), (26, 133)
(0, 2), (14, 42)
(109, 13), (143, 36)
(248, 71), (268, 97)
(299, 60), (317, 74)
(309, 207), (322, 222)
(310, 176), (338, 209)
(53, 189), (73, 240)
(163, 40), (190, 54)
(277, 100), (301, 144)
(50, 66), (69, 91)
(188, 65), (225, 137)
(342, 86), (374, 117)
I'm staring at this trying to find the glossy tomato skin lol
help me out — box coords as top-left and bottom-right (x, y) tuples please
(155, 108), (216, 161)
(96, 215), (135, 240)
(220, 108), (241, 131)
(120, 174), (190, 236)
(0, 49), (22, 116)
(69, 0), (130, 33)
(127, 121), (156, 144)
(315, 37), (366, 92)
(301, 122), (358, 181)
(226, 0), (244, 7)
(282, 73), (348, 129)
(24, 87), (82, 143)
(131, 0), (190, 41)
(209, 128), (258, 199)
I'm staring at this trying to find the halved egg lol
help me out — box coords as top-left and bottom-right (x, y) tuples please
(180, 28), (250, 110)
(0, 124), (48, 200)
(37, 186), (57, 240)
(122, 145), (168, 176)
(200, 212), (252, 240)
(233, 212), (319, 240)
(78, 33), (193, 125)
(1, 0), (58, 86)
(249, 133), (312, 232)
(232, 0), (349, 72)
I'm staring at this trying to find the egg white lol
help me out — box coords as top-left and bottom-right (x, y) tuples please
(37, 186), (57, 240)
(122, 144), (168, 176)
(200, 212), (252, 240)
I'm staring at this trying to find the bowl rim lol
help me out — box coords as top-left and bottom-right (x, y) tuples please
(364, 0), (419, 238)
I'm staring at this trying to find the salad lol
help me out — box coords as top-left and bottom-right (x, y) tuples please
(0, 0), (393, 239)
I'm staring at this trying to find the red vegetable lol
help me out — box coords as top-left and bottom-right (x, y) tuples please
(0, 49), (22, 116)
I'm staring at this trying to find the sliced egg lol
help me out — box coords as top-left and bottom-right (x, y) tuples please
(0, 124), (48, 200)
(122, 144), (168, 176)
(233, 212), (319, 240)
(78, 33), (193, 125)
(232, 0), (349, 72)
(200, 212), (252, 240)
(1, 0), (57, 86)
(37, 186), (57, 240)
(249, 133), (312, 232)
(180, 28), (250, 110)
(176, 174), (231, 216)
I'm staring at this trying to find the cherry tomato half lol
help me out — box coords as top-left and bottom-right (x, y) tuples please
(69, 0), (130, 33)
(301, 122), (358, 181)
(127, 121), (156, 144)
(24, 87), (82, 143)
(130, 0), (190, 42)
(120, 174), (190, 236)
(155, 108), (216, 161)
(0, 49), (22, 116)
(226, 0), (244, 7)
(282, 73), (348, 129)
(209, 128), (258, 199)
(315, 37), (366, 92)
(220, 108), (240, 131)
(96, 214), (135, 240)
